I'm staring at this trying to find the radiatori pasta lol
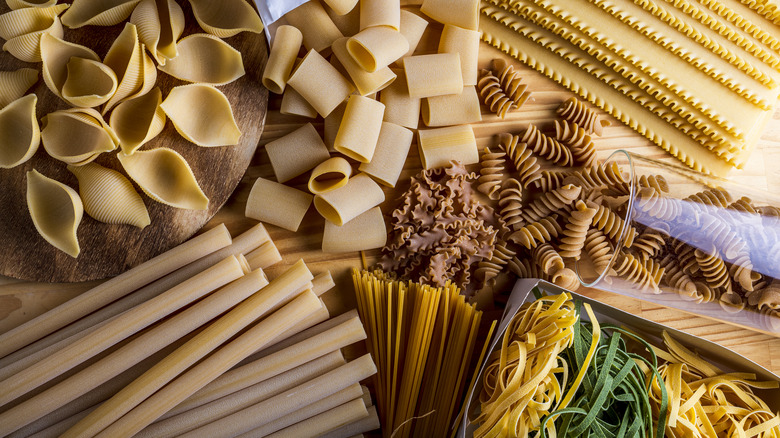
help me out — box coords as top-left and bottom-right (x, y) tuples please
(157, 33), (244, 85)
(379, 68), (420, 129)
(0, 3), (68, 62)
(41, 107), (118, 166)
(422, 86), (482, 127)
(246, 177), (313, 232)
(26, 170), (84, 258)
(160, 84), (241, 147)
(109, 87), (166, 155)
(359, 122), (413, 187)
(262, 25), (303, 95)
(287, 49), (355, 118)
(309, 157), (353, 194)
(187, 0), (263, 38)
(347, 26), (409, 73)
(331, 37), (396, 96)
(67, 162), (150, 229)
(284, 1), (343, 52)
(417, 124), (478, 169)
(60, 0), (140, 28)
(438, 24), (481, 86)
(322, 207), (387, 252)
(403, 53), (464, 98)
(265, 123), (331, 183)
(129, 0), (184, 65)
(0, 94), (39, 169)
(314, 173), (385, 226)
(334, 95), (385, 163)
(0, 68), (38, 108)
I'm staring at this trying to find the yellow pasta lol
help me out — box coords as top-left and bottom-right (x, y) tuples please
(7, 0), (57, 8)
(334, 95), (386, 163)
(438, 24), (481, 86)
(40, 33), (100, 101)
(309, 157), (353, 194)
(41, 108), (119, 166)
(358, 121), (413, 187)
(26, 170), (83, 258)
(60, 0), (140, 28)
(397, 10), (428, 63)
(130, 0), (185, 65)
(262, 25), (303, 95)
(422, 86), (482, 127)
(322, 206), (387, 252)
(379, 68), (421, 129)
(0, 94), (39, 169)
(245, 177), (313, 232)
(265, 123), (331, 183)
(324, 102), (347, 150)
(284, 0), (343, 52)
(403, 53), (464, 98)
(103, 23), (157, 114)
(161, 84), (241, 147)
(0, 3), (68, 62)
(325, 1), (360, 36)
(347, 26), (409, 72)
(314, 173), (385, 226)
(280, 86), (318, 118)
(417, 124), (478, 169)
(158, 33), (244, 85)
(332, 37), (397, 96)
(359, 0), (400, 30)
(61, 57), (118, 108)
(287, 49), (355, 117)
(188, 0), (264, 38)
(117, 147), (209, 210)
(420, 0), (479, 29)
(0, 68), (38, 108)
(67, 162), (150, 229)
(109, 87), (166, 155)
(324, 0), (359, 15)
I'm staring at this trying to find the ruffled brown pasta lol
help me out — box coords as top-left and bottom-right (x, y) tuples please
(519, 124), (574, 166)
(521, 183), (581, 223)
(477, 146), (506, 200)
(556, 96), (611, 136)
(554, 119), (597, 167)
(498, 132), (541, 187)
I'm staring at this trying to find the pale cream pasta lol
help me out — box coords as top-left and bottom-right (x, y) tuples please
(396, 10), (428, 64)
(67, 162), (150, 229)
(438, 24), (480, 86)
(158, 33), (244, 85)
(325, 2), (360, 36)
(324, 101), (347, 151)
(262, 25), (303, 94)
(417, 124), (478, 169)
(60, 0), (140, 28)
(0, 3), (68, 62)
(422, 86), (482, 127)
(160, 83), (241, 147)
(61, 57), (118, 108)
(188, 0), (264, 38)
(332, 37), (396, 96)
(0, 68), (38, 108)
(323, 0), (359, 16)
(280, 87), (318, 119)
(7, 0), (57, 9)
(347, 26), (409, 72)
(40, 33), (101, 100)
(358, 122), (413, 187)
(265, 123), (331, 183)
(130, 0), (185, 65)
(42, 108), (119, 166)
(334, 95), (385, 163)
(246, 177), (313, 232)
(314, 173), (385, 225)
(26, 169), (83, 258)
(420, 0), (479, 30)
(403, 53), (463, 98)
(359, 0), (400, 30)
(309, 157), (353, 194)
(0, 94), (39, 169)
(109, 87), (166, 155)
(287, 49), (355, 117)
(322, 206), (387, 252)
(103, 22), (157, 114)
(284, 0), (343, 52)
(379, 68), (420, 129)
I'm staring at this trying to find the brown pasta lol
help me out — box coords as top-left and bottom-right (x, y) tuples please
(519, 124), (574, 166)
(496, 178), (525, 231)
(634, 187), (682, 222)
(477, 69), (514, 119)
(695, 246), (732, 293)
(564, 162), (629, 194)
(532, 169), (575, 192)
(498, 133), (541, 187)
(683, 188), (732, 214)
(556, 96), (611, 136)
(554, 119), (597, 167)
(477, 146), (506, 200)
(492, 58), (531, 108)
(631, 227), (666, 259)
(591, 203), (637, 248)
(475, 242), (516, 287)
(584, 228), (615, 277)
(521, 183), (581, 223)
(508, 216), (562, 249)
(657, 254), (697, 299)
(697, 213), (749, 261)
(612, 252), (663, 293)
(636, 175), (669, 193)
(719, 291), (746, 314)
(558, 200), (598, 260)
(531, 242), (564, 276)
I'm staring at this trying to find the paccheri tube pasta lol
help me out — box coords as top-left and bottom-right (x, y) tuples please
(245, 177), (313, 232)
(422, 86), (482, 127)
(309, 156), (353, 194)
(379, 68), (421, 129)
(322, 206), (387, 252)
(417, 124), (479, 169)
(284, 0), (343, 52)
(314, 173), (385, 226)
(334, 94), (385, 163)
(287, 49), (355, 117)
(262, 25), (303, 95)
(403, 53), (464, 98)
(358, 121), (414, 187)
(438, 24), (481, 86)
(264, 123), (331, 183)
(332, 37), (397, 96)
(280, 86), (319, 118)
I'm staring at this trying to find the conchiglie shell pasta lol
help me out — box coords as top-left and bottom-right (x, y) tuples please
(61, 57), (118, 108)
(60, 0), (141, 28)
(7, 0), (57, 9)
(161, 84), (241, 147)
(26, 170), (83, 258)
(42, 108), (119, 166)
(0, 68), (38, 108)
(41, 33), (100, 100)
(0, 94), (40, 169)
(118, 148), (209, 210)
(158, 33), (245, 85)
(109, 87), (165, 155)
(68, 163), (150, 228)
(188, 0), (264, 38)
(103, 22), (157, 114)
(0, 4), (68, 62)
(130, 0), (184, 65)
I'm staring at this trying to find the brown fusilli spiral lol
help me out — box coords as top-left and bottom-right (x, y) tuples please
(556, 96), (611, 136)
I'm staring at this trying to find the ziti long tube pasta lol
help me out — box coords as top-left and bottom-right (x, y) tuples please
(318, 405), (380, 438)
(332, 37), (397, 96)
(0, 224), (232, 360)
(264, 123), (331, 183)
(287, 49), (355, 117)
(347, 26), (409, 72)
(420, 0), (479, 29)
(359, 0), (400, 30)
(322, 206), (387, 253)
(334, 95), (385, 163)
(403, 53), (464, 98)
(0, 269), (270, 437)
(90, 290), (325, 438)
(0, 223), (272, 370)
(0, 255), (245, 409)
(380, 68), (421, 129)
(438, 24), (481, 86)
(283, 0), (343, 52)
(309, 157), (353, 194)
(359, 122), (413, 187)
(245, 241), (283, 272)
(314, 173), (385, 226)
(137, 351), (347, 438)
(62, 260), (315, 438)
(422, 86), (482, 127)
(262, 25), (303, 94)
(245, 177), (313, 232)
(417, 124), (478, 169)
(179, 354), (377, 438)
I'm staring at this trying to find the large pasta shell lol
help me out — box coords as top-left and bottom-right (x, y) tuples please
(60, 0), (141, 28)
(109, 87), (165, 155)
(61, 57), (118, 108)
(42, 108), (119, 166)
(7, 0), (58, 9)
(130, 0), (184, 65)
(188, 0), (263, 38)
(103, 22), (157, 114)
(117, 147), (209, 210)
(158, 33), (244, 85)
(0, 94), (39, 168)
(0, 67), (37, 108)
(0, 4), (68, 62)
(26, 169), (83, 258)
(160, 84), (241, 146)
(68, 162), (150, 228)
(40, 32), (100, 100)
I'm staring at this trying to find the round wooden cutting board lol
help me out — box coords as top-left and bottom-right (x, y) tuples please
(0, 0), (269, 282)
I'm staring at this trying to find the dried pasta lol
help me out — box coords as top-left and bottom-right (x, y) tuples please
(245, 177), (313, 232)
(109, 87), (166, 155)
(161, 84), (241, 147)
(334, 95), (386, 163)
(508, 216), (562, 249)
(404, 53), (464, 98)
(67, 162), (150, 229)
(559, 200), (598, 259)
(0, 4), (68, 63)
(262, 25), (303, 95)
(309, 157), (353, 194)
(280, 86), (318, 118)
(187, 0), (263, 38)
(438, 24), (481, 86)
(102, 22), (157, 114)
(417, 124), (478, 170)
(158, 33), (244, 85)
(519, 124), (574, 166)
(359, 0), (400, 30)
(7, 0), (57, 8)
(591, 203), (638, 247)
(476, 242), (516, 286)
(130, 0), (184, 65)
(477, 64), (530, 119)
(498, 132), (541, 187)
(323, 0), (358, 15)
(347, 26), (409, 73)
(476, 146), (506, 200)
(287, 49), (355, 117)
(0, 68), (37, 108)
(422, 86), (482, 127)
(60, 0), (139, 28)
(497, 178), (525, 230)
(358, 121), (413, 187)
(532, 242), (565, 275)
(314, 173), (385, 226)
(26, 170), (83, 258)
(61, 57), (118, 108)
(584, 228), (615, 277)
(420, 0), (479, 29)
(41, 108), (118, 166)
(379, 68), (420, 129)
(397, 10), (428, 62)
(331, 37), (396, 96)
(0, 94), (39, 169)
(265, 123), (331, 183)
(554, 120), (597, 167)
(322, 206), (386, 252)
(521, 184), (581, 223)
(40, 33), (100, 101)
(612, 252), (663, 293)
(284, 1), (343, 52)
(556, 96), (611, 136)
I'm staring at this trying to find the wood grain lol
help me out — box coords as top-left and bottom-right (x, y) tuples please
(0, 0), (268, 282)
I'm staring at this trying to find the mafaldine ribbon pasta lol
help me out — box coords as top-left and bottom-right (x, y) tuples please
(0, 94), (39, 169)
(117, 147), (209, 210)
(160, 84), (241, 147)
(60, 0), (141, 28)
(0, 68), (38, 108)
(103, 22), (157, 114)
(68, 162), (151, 229)
(41, 108), (119, 166)
(187, 0), (263, 38)
(26, 170), (84, 258)
(130, 0), (185, 65)
(158, 33), (245, 85)
(61, 57), (118, 108)
(109, 87), (165, 155)
(0, 3), (68, 62)
(40, 33), (100, 100)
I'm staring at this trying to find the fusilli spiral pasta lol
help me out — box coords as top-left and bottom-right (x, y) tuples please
(554, 119), (597, 167)
(519, 124), (574, 166)
(508, 216), (562, 249)
(521, 183), (581, 223)
(531, 242), (565, 276)
(559, 200), (598, 260)
(498, 133), (541, 187)
(497, 178), (525, 231)
(477, 146), (506, 200)
(556, 96), (611, 136)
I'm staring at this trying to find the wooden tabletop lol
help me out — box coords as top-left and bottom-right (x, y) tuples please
(2, 25), (780, 376)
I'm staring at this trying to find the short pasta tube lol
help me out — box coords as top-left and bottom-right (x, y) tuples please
(323, 0), (359, 16)
(359, 122), (413, 187)
(420, 0), (479, 30)
(359, 0), (400, 30)
(397, 10), (428, 63)
(332, 37), (396, 96)
(283, 1), (343, 52)
(347, 26), (409, 73)
(287, 49), (355, 117)
(403, 53), (463, 98)
(314, 173), (385, 226)
(265, 123), (331, 183)
(246, 177), (313, 232)
(262, 25), (302, 94)
(322, 206), (387, 252)
(280, 87), (318, 119)
(334, 95), (385, 163)
(417, 124), (478, 169)
(309, 157), (353, 194)
(422, 86), (482, 127)
(438, 24), (480, 86)
(380, 68), (420, 129)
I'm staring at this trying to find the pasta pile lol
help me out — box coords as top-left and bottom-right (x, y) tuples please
(477, 58), (532, 119)
(0, 0), (260, 257)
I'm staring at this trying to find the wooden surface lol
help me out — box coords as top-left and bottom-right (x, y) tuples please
(0, 0), (268, 282)
(1, 9), (780, 381)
